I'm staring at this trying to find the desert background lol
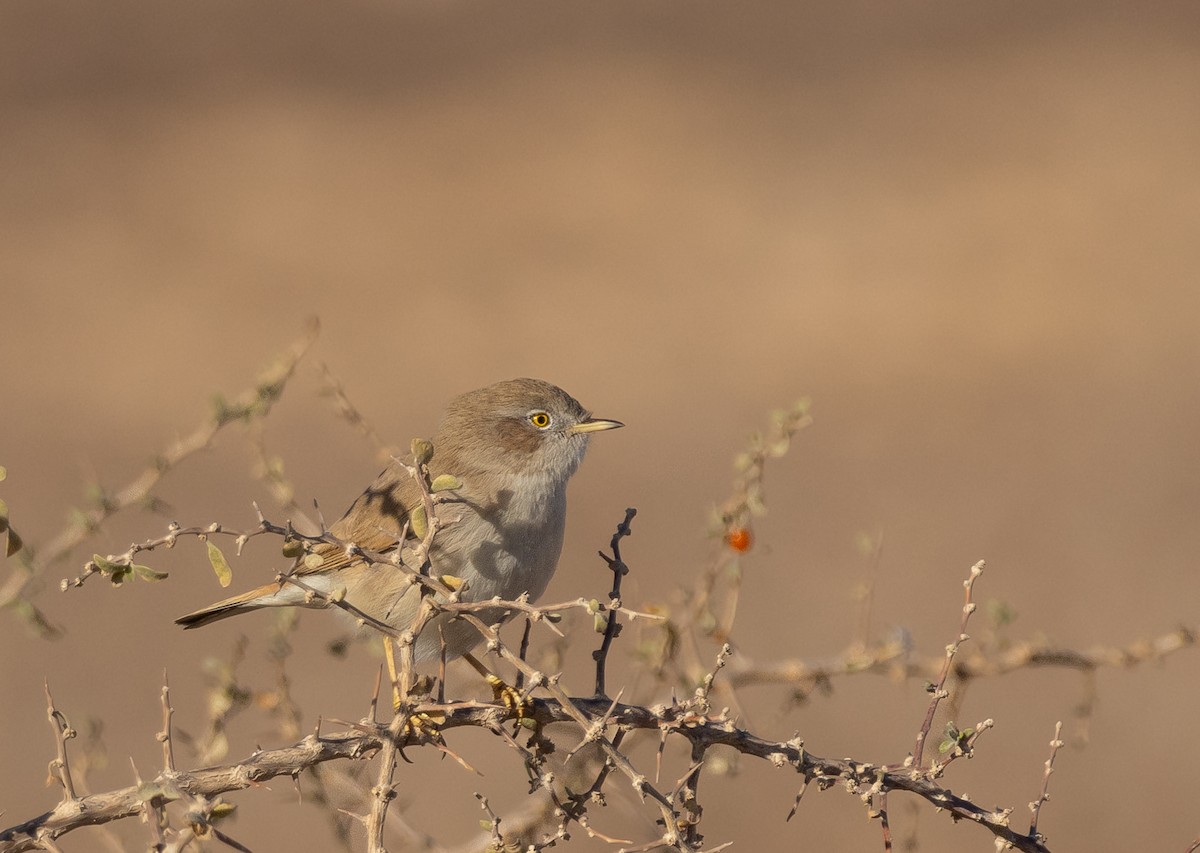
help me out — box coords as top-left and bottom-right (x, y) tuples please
(3, 1), (1199, 850)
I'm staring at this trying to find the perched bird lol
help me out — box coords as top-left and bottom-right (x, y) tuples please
(176, 378), (622, 664)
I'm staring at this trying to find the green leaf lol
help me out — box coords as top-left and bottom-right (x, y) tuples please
(137, 781), (181, 804)
(93, 554), (127, 584)
(137, 781), (164, 802)
(429, 474), (462, 493)
(132, 563), (169, 582)
(938, 722), (969, 754)
(207, 541), (233, 588)
(0, 498), (8, 533)
(69, 507), (98, 534)
(987, 599), (1018, 628)
(0, 465), (7, 481)
(410, 437), (434, 465)
(409, 504), (428, 539)
(281, 539), (305, 558)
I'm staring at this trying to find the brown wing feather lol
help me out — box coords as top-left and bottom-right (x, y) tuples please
(176, 462), (424, 629)
(294, 462), (423, 575)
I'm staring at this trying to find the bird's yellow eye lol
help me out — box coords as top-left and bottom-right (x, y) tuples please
(529, 411), (552, 429)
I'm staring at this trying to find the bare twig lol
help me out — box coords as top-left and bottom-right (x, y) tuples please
(912, 560), (984, 770)
(159, 673), (176, 773)
(1028, 721), (1064, 840)
(594, 508), (636, 698)
(314, 362), (395, 459)
(43, 684), (77, 803)
(8, 319), (319, 611)
(871, 789), (893, 852)
(726, 625), (1199, 696)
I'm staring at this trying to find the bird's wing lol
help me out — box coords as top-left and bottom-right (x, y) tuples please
(293, 463), (425, 576)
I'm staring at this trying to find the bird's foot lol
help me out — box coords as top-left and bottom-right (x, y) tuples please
(390, 675), (442, 735)
(463, 652), (529, 722)
(484, 672), (530, 722)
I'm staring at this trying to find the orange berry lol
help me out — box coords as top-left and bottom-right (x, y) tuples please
(726, 527), (752, 552)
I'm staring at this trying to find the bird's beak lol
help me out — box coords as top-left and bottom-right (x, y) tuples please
(570, 417), (624, 435)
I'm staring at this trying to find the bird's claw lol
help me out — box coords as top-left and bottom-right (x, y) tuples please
(485, 673), (529, 721)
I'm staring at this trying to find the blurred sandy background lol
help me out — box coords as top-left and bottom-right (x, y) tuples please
(3, 1), (1200, 850)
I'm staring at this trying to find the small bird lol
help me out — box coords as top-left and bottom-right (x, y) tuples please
(176, 378), (622, 664)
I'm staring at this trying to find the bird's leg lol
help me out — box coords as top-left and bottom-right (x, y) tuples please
(383, 636), (403, 713)
(462, 651), (528, 720)
(383, 636), (442, 735)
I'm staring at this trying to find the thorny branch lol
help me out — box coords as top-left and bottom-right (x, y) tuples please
(43, 684), (78, 803)
(724, 625), (1200, 690)
(594, 507), (636, 698)
(913, 560), (983, 770)
(0, 691), (1054, 853)
(5, 385), (1196, 853)
(1029, 721), (1064, 840)
(0, 319), (320, 634)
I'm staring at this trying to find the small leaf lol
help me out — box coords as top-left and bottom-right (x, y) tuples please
(987, 599), (1018, 628)
(207, 542), (233, 588)
(429, 474), (462, 493)
(137, 781), (168, 803)
(409, 504), (428, 539)
(410, 438), (434, 466)
(303, 553), (325, 571)
(210, 801), (237, 820)
(0, 497), (8, 532)
(93, 554), (121, 575)
(593, 613), (608, 633)
(132, 563), (169, 582)
(439, 574), (464, 591)
(281, 539), (305, 558)
(479, 820), (494, 832)
(210, 393), (232, 425)
(0, 465), (6, 481)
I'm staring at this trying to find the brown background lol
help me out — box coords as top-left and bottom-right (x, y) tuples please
(3, 1), (1199, 850)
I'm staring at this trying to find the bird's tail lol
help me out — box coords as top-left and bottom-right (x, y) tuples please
(175, 582), (307, 629)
